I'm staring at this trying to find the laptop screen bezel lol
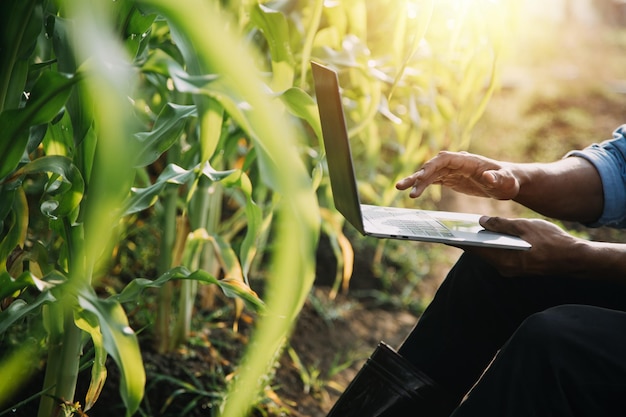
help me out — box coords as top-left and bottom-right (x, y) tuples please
(311, 61), (366, 234)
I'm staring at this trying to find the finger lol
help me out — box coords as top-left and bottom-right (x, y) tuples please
(479, 216), (523, 237)
(405, 154), (458, 195)
(395, 169), (424, 190)
(396, 169), (438, 198)
(396, 152), (470, 197)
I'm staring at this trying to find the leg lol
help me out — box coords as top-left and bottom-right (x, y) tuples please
(398, 252), (626, 403)
(326, 252), (626, 416)
(451, 305), (626, 416)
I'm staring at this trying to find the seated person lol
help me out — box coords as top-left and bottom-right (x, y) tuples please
(325, 125), (626, 416)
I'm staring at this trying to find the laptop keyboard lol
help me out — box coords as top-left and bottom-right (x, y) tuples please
(364, 209), (455, 238)
(388, 218), (455, 238)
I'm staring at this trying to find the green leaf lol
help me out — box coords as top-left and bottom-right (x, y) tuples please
(133, 103), (197, 167)
(20, 72), (79, 128)
(250, 4), (294, 91)
(123, 163), (194, 215)
(0, 72), (80, 179)
(204, 233), (243, 280)
(52, 16), (93, 147)
(123, 162), (235, 215)
(168, 64), (220, 94)
(74, 308), (108, 412)
(119, 4), (157, 60)
(191, 268), (266, 312)
(0, 264), (56, 300)
(0, 188), (27, 272)
(77, 287), (145, 417)
(221, 170), (262, 282)
(42, 110), (74, 157)
(0, 291), (56, 334)
(196, 96), (223, 164)
(141, 48), (178, 76)
(0, 271), (39, 300)
(113, 267), (192, 304)
(166, 66), (253, 134)
(13, 155), (84, 219)
(279, 87), (322, 140)
(0, 186), (17, 227)
(115, 266), (265, 312)
(0, 0), (42, 112)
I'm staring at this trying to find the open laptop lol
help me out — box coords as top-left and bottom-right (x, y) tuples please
(311, 61), (531, 250)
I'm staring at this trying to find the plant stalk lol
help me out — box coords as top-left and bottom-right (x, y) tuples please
(155, 175), (178, 353)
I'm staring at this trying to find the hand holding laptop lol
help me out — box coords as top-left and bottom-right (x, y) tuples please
(395, 151), (520, 201)
(465, 215), (587, 277)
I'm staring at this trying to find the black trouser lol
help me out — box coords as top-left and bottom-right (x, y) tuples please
(397, 252), (626, 415)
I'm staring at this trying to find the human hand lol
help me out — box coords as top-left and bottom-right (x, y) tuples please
(465, 216), (584, 277)
(395, 151), (520, 200)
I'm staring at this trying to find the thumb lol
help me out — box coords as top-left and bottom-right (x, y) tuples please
(479, 216), (521, 236)
(481, 169), (520, 200)
(482, 170), (511, 190)
(482, 171), (499, 185)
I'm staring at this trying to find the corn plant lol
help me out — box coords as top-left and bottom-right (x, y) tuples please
(131, 2), (321, 416)
(0, 1), (317, 417)
(0, 1), (148, 415)
(130, 19), (270, 353)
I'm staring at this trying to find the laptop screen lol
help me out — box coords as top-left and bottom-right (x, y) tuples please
(311, 62), (365, 234)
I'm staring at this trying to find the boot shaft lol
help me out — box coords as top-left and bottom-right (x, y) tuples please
(326, 342), (454, 417)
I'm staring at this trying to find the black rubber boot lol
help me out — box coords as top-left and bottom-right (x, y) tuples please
(326, 342), (455, 417)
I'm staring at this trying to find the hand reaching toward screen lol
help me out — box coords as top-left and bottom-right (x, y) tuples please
(395, 151), (521, 201)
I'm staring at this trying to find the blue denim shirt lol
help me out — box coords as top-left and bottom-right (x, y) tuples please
(567, 125), (626, 228)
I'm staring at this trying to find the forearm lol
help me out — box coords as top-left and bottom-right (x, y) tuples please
(510, 157), (604, 223)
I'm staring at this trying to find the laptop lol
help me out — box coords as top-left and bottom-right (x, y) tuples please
(311, 61), (531, 250)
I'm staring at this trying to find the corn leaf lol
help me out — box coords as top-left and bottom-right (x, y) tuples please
(0, 0), (42, 112)
(0, 291), (56, 334)
(220, 170), (262, 282)
(278, 87), (322, 140)
(0, 271), (43, 300)
(77, 287), (145, 417)
(0, 188), (27, 273)
(133, 103), (197, 167)
(74, 308), (107, 412)
(0, 72), (79, 179)
(117, 4), (156, 59)
(114, 266), (265, 312)
(123, 163), (235, 215)
(13, 155), (84, 219)
(250, 4), (294, 91)
(42, 110), (74, 157)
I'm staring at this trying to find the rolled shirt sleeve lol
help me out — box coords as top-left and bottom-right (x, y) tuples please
(566, 124), (626, 228)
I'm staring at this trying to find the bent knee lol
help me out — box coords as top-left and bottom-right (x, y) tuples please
(513, 305), (598, 348)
